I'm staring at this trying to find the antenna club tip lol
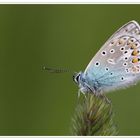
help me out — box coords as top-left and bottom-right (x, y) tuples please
(42, 66), (47, 70)
(41, 66), (74, 73)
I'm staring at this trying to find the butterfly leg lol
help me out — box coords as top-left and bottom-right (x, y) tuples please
(78, 89), (81, 98)
(100, 94), (113, 115)
(78, 89), (87, 99)
(97, 90), (112, 104)
(102, 94), (112, 104)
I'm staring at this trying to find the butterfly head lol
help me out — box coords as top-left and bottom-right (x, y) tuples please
(73, 71), (82, 84)
(73, 71), (96, 94)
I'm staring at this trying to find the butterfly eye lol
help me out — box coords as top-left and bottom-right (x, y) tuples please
(73, 73), (81, 83)
(76, 75), (79, 82)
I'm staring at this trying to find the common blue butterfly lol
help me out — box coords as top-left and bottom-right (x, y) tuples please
(73, 20), (140, 98)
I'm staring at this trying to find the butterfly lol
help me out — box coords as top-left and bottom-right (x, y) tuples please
(73, 20), (140, 99)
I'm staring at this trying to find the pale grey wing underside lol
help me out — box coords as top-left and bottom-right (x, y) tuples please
(84, 20), (140, 92)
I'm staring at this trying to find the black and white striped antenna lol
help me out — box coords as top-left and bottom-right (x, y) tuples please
(42, 66), (74, 73)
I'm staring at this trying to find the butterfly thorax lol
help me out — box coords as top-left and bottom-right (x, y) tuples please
(73, 71), (101, 95)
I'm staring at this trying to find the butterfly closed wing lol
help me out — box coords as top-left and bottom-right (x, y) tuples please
(74, 20), (140, 95)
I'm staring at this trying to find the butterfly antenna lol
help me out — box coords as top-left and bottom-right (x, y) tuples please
(42, 66), (74, 73)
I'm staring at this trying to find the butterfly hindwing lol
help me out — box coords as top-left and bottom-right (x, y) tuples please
(84, 20), (140, 92)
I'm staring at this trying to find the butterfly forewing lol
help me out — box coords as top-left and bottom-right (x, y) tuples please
(84, 20), (140, 92)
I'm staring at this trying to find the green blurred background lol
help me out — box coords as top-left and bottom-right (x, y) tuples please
(0, 4), (140, 136)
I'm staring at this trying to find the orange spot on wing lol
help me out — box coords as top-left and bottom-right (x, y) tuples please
(132, 49), (139, 56)
(131, 66), (140, 73)
(132, 57), (139, 63)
